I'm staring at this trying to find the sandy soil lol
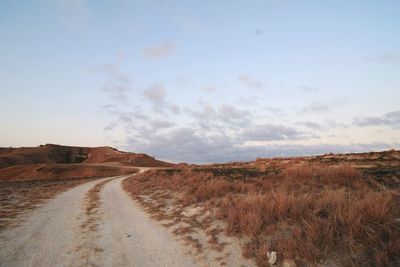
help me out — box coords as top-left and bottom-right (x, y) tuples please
(0, 177), (95, 230)
(0, 169), (197, 267)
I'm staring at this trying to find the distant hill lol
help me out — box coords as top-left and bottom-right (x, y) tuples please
(0, 144), (90, 168)
(0, 144), (174, 169)
(0, 144), (174, 182)
(81, 146), (173, 167)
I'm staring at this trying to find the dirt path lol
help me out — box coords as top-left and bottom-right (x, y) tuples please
(0, 169), (196, 267)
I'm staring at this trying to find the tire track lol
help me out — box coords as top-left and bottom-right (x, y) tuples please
(0, 170), (199, 267)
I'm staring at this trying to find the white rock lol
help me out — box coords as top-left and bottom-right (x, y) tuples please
(267, 251), (277, 265)
(181, 206), (202, 217)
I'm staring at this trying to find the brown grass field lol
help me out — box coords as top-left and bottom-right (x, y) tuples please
(0, 178), (93, 230)
(0, 163), (138, 182)
(0, 164), (139, 230)
(123, 150), (400, 267)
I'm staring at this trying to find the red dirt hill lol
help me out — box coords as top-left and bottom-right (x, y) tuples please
(0, 144), (90, 168)
(0, 144), (173, 181)
(0, 144), (173, 169)
(82, 146), (172, 167)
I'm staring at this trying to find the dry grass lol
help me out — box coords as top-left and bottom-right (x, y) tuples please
(0, 159), (138, 231)
(182, 235), (203, 254)
(0, 178), (94, 230)
(123, 163), (400, 267)
(0, 163), (138, 182)
(81, 178), (114, 231)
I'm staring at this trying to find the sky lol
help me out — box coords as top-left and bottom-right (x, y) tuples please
(0, 0), (399, 163)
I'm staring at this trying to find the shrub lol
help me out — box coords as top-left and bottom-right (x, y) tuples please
(123, 164), (400, 266)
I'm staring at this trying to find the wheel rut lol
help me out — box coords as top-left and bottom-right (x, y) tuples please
(0, 170), (197, 267)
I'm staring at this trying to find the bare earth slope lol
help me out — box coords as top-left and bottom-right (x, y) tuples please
(82, 146), (173, 167)
(0, 170), (197, 267)
(0, 144), (173, 183)
(0, 144), (173, 169)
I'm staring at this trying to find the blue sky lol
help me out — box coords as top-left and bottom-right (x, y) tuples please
(0, 0), (399, 163)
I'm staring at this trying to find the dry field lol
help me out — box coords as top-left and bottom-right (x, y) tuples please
(0, 178), (94, 230)
(123, 151), (400, 267)
(0, 163), (138, 181)
(0, 164), (139, 230)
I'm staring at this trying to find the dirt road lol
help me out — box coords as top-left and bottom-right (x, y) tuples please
(0, 169), (197, 267)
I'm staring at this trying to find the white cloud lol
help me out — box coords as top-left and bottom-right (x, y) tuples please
(97, 65), (398, 163)
(241, 124), (306, 142)
(238, 74), (266, 89)
(142, 42), (175, 59)
(143, 85), (167, 107)
(354, 110), (400, 128)
(168, 104), (181, 114)
(150, 119), (175, 131)
(298, 85), (318, 93)
(299, 102), (329, 114)
(124, 127), (398, 163)
(100, 65), (132, 103)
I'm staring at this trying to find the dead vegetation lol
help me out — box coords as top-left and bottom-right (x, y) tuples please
(81, 178), (114, 232)
(0, 178), (94, 230)
(0, 166), (136, 231)
(0, 163), (138, 182)
(123, 159), (400, 267)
